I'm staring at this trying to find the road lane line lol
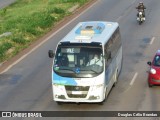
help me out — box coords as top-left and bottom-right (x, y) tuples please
(116, 0), (136, 22)
(116, 16), (122, 22)
(131, 0), (137, 5)
(150, 37), (155, 45)
(130, 72), (138, 85)
(0, 0), (98, 74)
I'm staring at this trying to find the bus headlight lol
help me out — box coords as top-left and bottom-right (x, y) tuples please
(53, 84), (64, 91)
(89, 84), (103, 100)
(91, 84), (103, 91)
(53, 84), (65, 99)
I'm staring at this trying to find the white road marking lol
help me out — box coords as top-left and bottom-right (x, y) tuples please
(131, 0), (137, 5)
(116, 16), (122, 22)
(149, 37), (155, 45)
(130, 72), (138, 85)
(0, 0), (98, 74)
(116, 0), (136, 22)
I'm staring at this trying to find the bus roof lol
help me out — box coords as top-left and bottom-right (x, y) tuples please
(60, 21), (119, 45)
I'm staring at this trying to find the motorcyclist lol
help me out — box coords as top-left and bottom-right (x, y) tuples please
(136, 2), (146, 17)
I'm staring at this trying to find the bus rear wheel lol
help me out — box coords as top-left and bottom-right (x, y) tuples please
(113, 71), (118, 87)
(100, 87), (108, 104)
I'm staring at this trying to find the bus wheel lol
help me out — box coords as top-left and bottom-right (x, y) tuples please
(76, 102), (80, 105)
(102, 87), (108, 103)
(99, 101), (104, 105)
(113, 71), (118, 87)
(99, 87), (108, 105)
(56, 101), (62, 105)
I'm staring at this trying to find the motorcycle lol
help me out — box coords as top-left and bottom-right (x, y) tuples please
(137, 11), (145, 25)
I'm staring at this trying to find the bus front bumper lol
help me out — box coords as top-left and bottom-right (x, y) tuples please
(53, 93), (104, 103)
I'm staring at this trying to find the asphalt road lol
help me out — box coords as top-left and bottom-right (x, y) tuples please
(0, 0), (16, 9)
(1, 0), (160, 120)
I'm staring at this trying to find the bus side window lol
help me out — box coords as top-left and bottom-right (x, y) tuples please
(105, 49), (111, 60)
(105, 38), (113, 67)
(105, 49), (112, 67)
(111, 27), (121, 58)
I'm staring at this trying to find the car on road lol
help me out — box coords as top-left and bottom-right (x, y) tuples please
(147, 49), (160, 87)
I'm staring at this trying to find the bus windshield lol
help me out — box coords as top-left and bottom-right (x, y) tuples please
(53, 43), (104, 78)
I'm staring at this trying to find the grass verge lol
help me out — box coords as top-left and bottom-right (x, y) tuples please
(0, 0), (89, 62)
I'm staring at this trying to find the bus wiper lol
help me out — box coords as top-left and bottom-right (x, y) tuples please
(57, 67), (75, 73)
(89, 69), (98, 74)
(80, 66), (99, 74)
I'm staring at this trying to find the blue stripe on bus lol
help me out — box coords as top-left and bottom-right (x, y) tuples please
(53, 73), (77, 85)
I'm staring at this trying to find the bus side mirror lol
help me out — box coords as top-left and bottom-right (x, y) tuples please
(48, 50), (54, 58)
(147, 61), (151, 66)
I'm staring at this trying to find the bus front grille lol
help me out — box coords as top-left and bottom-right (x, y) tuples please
(67, 94), (87, 98)
(65, 86), (89, 98)
(65, 86), (89, 91)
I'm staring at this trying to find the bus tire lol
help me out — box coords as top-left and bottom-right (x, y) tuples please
(102, 87), (108, 103)
(99, 101), (104, 105)
(113, 71), (118, 87)
(56, 101), (62, 105)
(76, 102), (80, 105)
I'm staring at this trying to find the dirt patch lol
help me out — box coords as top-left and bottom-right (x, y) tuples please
(68, 4), (79, 12)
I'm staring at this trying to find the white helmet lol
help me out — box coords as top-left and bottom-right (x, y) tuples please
(139, 2), (143, 5)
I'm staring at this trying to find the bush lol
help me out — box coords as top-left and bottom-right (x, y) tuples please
(54, 7), (65, 14)
(0, 0), (89, 62)
(29, 12), (55, 29)
(12, 37), (27, 45)
(0, 42), (12, 57)
(61, 0), (87, 3)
